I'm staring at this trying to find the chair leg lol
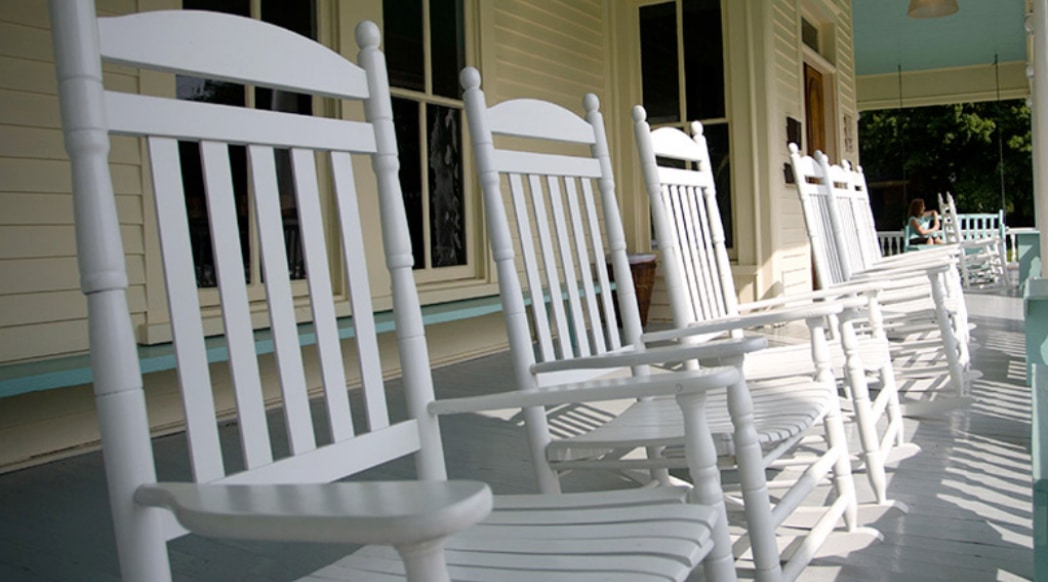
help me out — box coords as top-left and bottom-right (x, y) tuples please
(929, 269), (969, 398)
(837, 312), (889, 505)
(677, 390), (738, 582)
(722, 372), (783, 582)
(396, 539), (451, 582)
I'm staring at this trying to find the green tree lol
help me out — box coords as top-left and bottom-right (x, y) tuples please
(858, 100), (1033, 229)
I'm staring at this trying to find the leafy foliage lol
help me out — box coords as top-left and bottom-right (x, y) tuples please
(858, 100), (1032, 228)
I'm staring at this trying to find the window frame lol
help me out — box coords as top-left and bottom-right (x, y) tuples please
(633, 0), (735, 252)
(138, 0), (340, 344)
(138, 0), (488, 345)
(384, 0), (480, 286)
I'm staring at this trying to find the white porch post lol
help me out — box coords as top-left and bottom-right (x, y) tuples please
(1034, 0), (1048, 277)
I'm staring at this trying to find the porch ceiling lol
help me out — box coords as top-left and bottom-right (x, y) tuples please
(852, 0), (1028, 75)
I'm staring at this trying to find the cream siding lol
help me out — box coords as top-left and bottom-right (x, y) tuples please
(0, 0), (864, 471)
(484, 0), (612, 307)
(768, 0), (809, 297)
(0, 0), (145, 365)
(490, 1), (605, 108)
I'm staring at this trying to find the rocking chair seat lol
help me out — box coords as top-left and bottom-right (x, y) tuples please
(546, 375), (832, 460)
(140, 482), (716, 581)
(313, 487), (717, 581)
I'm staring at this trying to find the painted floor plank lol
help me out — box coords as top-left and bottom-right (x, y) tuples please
(0, 289), (1033, 581)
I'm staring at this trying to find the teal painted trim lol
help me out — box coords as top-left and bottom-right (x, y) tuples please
(0, 294), (505, 399)
(1033, 364), (1048, 582)
(1024, 280), (1048, 581)
(1019, 231), (1042, 291)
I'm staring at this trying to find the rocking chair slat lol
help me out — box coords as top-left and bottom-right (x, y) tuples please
(546, 174), (592, 358)
(199, 139), (273, 469)
(508, 172), (557, 362)
(148, 136), (226, 482)
(580, 178), (620, 351)
(331, 151), (389, 432)
(290, 148), (355, 439)
(248, 144), (316, 455)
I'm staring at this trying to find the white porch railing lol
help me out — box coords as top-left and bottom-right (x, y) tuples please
(878, 225), (1034, 265)
(877, 230), (906, 256)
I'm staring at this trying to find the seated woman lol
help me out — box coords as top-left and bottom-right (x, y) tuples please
(907, 198), (943, 245)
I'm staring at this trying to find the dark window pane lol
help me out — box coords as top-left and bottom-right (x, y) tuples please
(177, 1), (316, 286)
(682, 0), (725, 120)
(257, 2), (315, 280)
(384, 0), (425, 91)
(177, 141), (251, 287)
(175, 78), (249, 287)
(430, 0), (465, 99)
(182, 0), (248, 15)
(703, 122), (732, 247)
(393, 97), (425, 268)
(801, 18), (819, 53)
(427, 104), (465, 267)
(639, 2), (680, 125)
(261, 0), (315, 39)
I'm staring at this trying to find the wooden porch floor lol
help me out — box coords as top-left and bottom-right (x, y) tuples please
(0, 290), (1033, 581)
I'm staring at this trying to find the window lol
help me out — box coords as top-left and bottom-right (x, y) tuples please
(801, 17), (820, 53)
(638, 0), (733, 247)
(383, 0), (469, 276)
(178, 0), (317, 288)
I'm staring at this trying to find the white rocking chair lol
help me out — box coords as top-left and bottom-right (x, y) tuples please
(461, 69), (881, 582)
(633, 115), (918, 510)
(938, 192), (1008, 289)
(52, 3), (742, 580)
(789, 146), (975, 417)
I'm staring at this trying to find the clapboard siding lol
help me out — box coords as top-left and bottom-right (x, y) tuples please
(0, 126), (141, 163)
(492, 0), (604, 108)
(834, 0), (859, 165)
(0, 2), (145, 365)
(0, 287), (147, 328)
(487, 0), (610, 318)
(770, 1), (811, 295)
(0, 256), (146, 296)
(0, 192), (142, 226)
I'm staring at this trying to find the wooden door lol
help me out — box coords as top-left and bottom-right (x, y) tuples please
(804, 64), (826, 155)
(804, 64), (825, 288)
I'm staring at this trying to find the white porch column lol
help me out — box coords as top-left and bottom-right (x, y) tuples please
(1034, 0), (1048, 277)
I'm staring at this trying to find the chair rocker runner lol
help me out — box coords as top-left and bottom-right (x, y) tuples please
(53, 4), (743, 580)
(633, 115), (917, 511)
(462, 68), (881, 582)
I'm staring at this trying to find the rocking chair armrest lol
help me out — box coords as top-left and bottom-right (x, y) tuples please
(887, 241), (963, 259)
(428, 365), (741, 416)
(641, 300), (853, 344)
(862, 250), (960, 272)
(849, 258), (956, 282)
(134, 481), (493, 546)
(737, 281), (888, 312)
(958, 238), (1001, 251)
(528, 336), (767, 375)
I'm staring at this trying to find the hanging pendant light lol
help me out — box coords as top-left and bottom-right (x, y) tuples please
(908, 0), (959, 18)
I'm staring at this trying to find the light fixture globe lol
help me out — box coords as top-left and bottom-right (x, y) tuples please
(908, 0), (959, 18)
